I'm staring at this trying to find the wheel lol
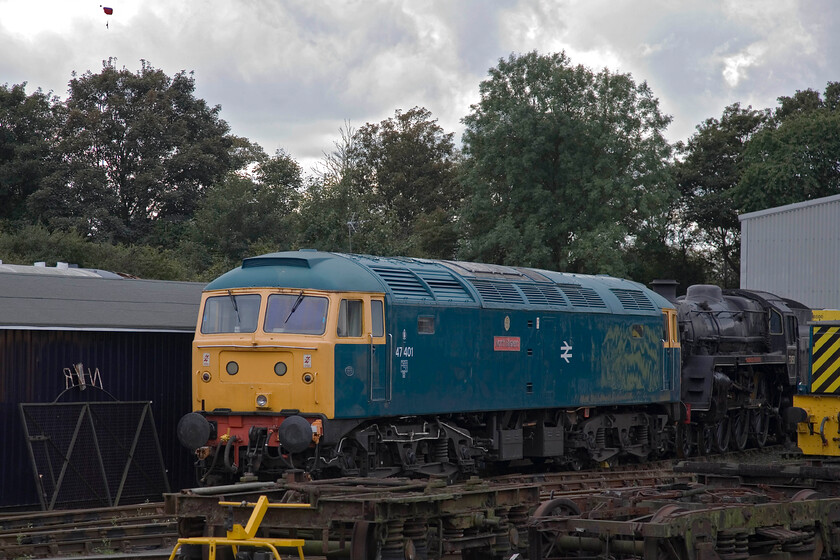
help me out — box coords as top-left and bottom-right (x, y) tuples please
(533, 498), (581, 559)
(675, 423), (694, 458)
(714, 416), (730, 453)
(533, 497), (581, 518)
(698, 424), (715, 455)
(750, 407), (770, 447)
(730, 409), (749, 451)
(351, 521), (377, 560)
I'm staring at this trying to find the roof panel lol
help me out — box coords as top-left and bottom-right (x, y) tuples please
(0, 272), (203, 331)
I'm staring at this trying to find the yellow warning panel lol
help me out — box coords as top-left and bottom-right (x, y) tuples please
(795, 394), (840, 456)
(813, 310), (840, 323)
(811, 325), (840, 393)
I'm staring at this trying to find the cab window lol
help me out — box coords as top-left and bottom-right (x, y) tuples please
(769, 309), (783, 334)
(201, 294), (261, 334)
(371, 300), (384, 337)
(264, 294), (328, 335)
(337, 299), (363, 337)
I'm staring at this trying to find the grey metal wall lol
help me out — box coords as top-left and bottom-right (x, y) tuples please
(740, 194), (840, 309)
(0, 329), (195, 510)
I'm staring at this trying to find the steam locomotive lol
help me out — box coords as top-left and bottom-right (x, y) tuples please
(176, 251), (808, 484)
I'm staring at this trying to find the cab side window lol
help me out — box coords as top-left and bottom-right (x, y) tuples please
(337, 299), (363, 337)
(769, 309), (783, 335)
(371, 300), (384, 337)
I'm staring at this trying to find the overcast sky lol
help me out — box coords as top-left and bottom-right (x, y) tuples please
(1, 0), (838, 172)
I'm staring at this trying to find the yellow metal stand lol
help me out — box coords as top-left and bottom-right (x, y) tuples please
(168, 495), (306, 560)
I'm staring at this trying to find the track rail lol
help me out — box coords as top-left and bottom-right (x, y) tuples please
(4, 447), (830, 560)
(0, 502), (176, 560)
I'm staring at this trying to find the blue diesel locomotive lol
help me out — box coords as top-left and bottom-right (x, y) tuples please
(176, 251), (804, 483)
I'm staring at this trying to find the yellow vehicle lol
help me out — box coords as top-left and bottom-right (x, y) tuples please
(795, 310), (840, 455)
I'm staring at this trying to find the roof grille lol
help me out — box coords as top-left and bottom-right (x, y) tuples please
(468, 279), (525, 305)
(516, 283), (567, 307)
(558, 284), (606, 308)
(610, 288), (656, 311)
(416, 271), (475, 303)
(369, 267), (432, 300)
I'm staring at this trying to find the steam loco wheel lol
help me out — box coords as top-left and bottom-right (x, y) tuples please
(750, 407), (770, 447)
(675, 423), (695, 458)
(730, 409), (749, 451)
(713, 415), (730, 453)
(698, 423), (715, 455)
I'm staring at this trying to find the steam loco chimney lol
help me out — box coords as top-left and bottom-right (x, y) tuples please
(650, 279), (679, 304)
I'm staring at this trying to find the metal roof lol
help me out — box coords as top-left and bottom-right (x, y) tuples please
(739, 193), (840, 222)
(206, 250), (672, 314)
(0, 267), (204, 332)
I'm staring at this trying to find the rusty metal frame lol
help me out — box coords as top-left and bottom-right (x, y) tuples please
(19, 401), (170, 510)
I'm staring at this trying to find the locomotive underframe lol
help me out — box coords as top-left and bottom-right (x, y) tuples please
(678, 355), (796, 456)
(194, 403), (683, 484)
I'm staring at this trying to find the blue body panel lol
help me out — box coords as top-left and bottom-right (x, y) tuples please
(334, 305), (679, 419)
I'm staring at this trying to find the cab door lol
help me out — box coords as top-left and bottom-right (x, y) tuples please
(661, 310), (680, 396)
(369, 298), (389, 402)
(785, 314), (799, 385)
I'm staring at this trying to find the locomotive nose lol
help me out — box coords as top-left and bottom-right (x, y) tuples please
(177, 412), (212, 450)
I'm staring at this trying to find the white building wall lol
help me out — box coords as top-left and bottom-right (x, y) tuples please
(740, 194), (840, 309)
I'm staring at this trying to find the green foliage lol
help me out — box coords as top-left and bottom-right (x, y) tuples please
(736, 83), (840, 212)
(0, 83), (62, 222)
(28, 58), (237, 245)
(673, 103), (768, 286)
(458, 51), (674, 275)
(348, 107), (462, 257)
(299, 109), (461, 258)
(0, 224), (190, 280)
(189, 150), (303, 265)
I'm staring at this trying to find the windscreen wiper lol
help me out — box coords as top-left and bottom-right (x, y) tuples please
(284, 291), (305, 324)
(227, 290), (242, 327)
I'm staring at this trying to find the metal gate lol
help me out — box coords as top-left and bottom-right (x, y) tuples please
(19, 401), (171, 510)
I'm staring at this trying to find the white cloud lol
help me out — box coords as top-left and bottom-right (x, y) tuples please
(0, 0), (838, 166)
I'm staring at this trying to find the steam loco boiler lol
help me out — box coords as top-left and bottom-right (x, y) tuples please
(176, 251), (807, 484)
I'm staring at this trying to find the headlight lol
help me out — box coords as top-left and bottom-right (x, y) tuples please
(302, 373), (314, 384)
(256, 394), (269, 408)
(201, 371), (212, 382)
(274, 362), (287, 376)
(226, 361), (239, 375)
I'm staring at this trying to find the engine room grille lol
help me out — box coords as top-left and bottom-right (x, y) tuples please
(369, 267), (433, 300)
(610, 288), (656, 311)
(516, 283), (568, 307)
(416, 271), (475, 303)
(468, 279), (526, 305)
(557, 284), (607, 308)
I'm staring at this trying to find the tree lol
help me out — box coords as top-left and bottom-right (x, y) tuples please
(736, 83), (840, 213)
(0, 83), (62, 222)
(190, 149), (303, 267)
(0, 224), (190, 280)
(458, 51), (674, 275)
(28, 59), (236, 244)
(298, 124), (400, 254)
(348, 107), (462, 257)
(673, 103), (768, 286)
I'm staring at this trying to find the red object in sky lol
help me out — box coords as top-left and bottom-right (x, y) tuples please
(103, 7), (113, 15)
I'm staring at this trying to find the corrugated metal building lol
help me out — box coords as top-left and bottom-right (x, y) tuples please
(0, 263), (204, 509)
(740, 194), (840, 309)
